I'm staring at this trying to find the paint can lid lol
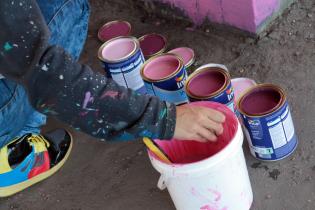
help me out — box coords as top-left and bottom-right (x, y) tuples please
(168, 47), (195, 68)
(98, 20), (131, 42)
(231, 77), (257, 102)
(139, 33), (167, 58)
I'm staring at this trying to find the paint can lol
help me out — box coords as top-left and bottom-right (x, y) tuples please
(238, 84), (298, 161)
(98, 36), (147, 94)
(185, 65), (235, 112)
(97, 20), (131, 42)
(139, 33), (167, 59)
(140, 53), (189, 105)
(168, 47), (195, 71)
(147, 101), (253, 210)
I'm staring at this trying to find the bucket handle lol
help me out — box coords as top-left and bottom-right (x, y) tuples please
(157, 175), (167, 190)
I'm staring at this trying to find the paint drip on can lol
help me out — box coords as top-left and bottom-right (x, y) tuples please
(238, 84), (298, 161)
(98, 36), (147, 94)
(185, 64), (235, 112)
(141, 53), (189, 105)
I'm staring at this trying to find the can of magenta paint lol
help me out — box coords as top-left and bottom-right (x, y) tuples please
(185, 65), (235, 112)
(140, 53), (189, 105)
(238, 84), (298, 161)
(139, 33), (167, 59)
(98, 36), (147, 94)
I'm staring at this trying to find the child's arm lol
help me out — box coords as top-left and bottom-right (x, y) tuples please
(0, 0), (224, 142)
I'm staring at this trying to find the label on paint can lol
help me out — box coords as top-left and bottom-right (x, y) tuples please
(144, 67), (189, 105)
(103, 49), (145, 91)
(242, 102), (297, 161)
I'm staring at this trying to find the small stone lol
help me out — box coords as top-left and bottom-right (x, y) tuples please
(155, 21), (161, 26)
(308, 199), (312, 203)
(126, 156), (131, 160)
(309, 24), (312, 27)
(240, 68), (245, 73)
(305, 176), (312, 181)
(205, 28), (210, 33)
(308, 13), (313, 18)
(266, 194), (272, 199)
(56, 199), (60, 202)
(309, 34), (315, 39)
(292, 19), (296, 23)
(289, 32), (293, 36)
(291, 156), (296, 160)
(137, 151), (143, 156)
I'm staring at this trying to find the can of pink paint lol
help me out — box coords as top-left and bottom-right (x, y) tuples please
(185, 65), (235, 112)
(168, 47), (195, 70)
(238, 84), (298, 161)
(98, 36), (147, 94)
(140, 53), (189, 105)
(97, 20), (131, 42)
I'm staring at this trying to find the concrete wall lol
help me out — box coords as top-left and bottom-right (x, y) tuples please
(147, 0), (295, 34)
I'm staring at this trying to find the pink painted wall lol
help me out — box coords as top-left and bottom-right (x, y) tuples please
(157, 0), (282, 33)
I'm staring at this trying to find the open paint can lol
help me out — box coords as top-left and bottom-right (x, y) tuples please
(168, 47), (195, 70)
(98, 36), (146, 94)
(97, 20), (131, 42)
(141, 53), (189, 105)
(146, 101), (253, 210)
(238, 84), (298, 161)
(185, 65), (235, 112)
(139, 33), (167, 58)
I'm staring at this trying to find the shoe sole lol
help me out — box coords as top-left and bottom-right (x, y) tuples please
(0, 130), (73, 197)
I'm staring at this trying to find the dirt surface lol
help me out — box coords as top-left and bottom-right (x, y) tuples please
(1, 0), (315, 209)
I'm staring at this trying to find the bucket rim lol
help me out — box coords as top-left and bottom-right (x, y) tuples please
(148, 121), (243, 176)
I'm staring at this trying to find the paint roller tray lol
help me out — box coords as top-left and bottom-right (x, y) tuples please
(150, 101), (238, 164)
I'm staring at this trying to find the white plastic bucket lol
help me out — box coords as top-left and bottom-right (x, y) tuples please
(147, 102), (253, 210)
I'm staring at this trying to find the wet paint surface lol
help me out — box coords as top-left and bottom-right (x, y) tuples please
(240, 86), (281, 116)
(154, 101), (238, 164)
(98, 21), (131, 42)
(139, 33), (166, 57)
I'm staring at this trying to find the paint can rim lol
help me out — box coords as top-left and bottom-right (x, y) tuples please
(185, 67), (231, 99)
(237, 84), (287, 117)
(140, 53), (185, 82)
(97, 36), (140, 63)
(168, 47), (195, 68)
(138, 33), (167, 58)
(97, 20), (132, 42)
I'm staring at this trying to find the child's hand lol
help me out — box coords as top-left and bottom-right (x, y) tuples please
(174, 105), (226, 142)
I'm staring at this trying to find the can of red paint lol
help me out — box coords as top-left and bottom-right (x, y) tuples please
(140, 53), (189, 105)
(238, 84), (298, 161)
(139, 33), (167, 59)
(185, 65), (235, 112)
(98, 36), (147, 94)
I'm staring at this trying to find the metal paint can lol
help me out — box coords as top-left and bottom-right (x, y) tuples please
(97, 20), (131, 42)
(185, 65), (235, 112)
(168, 47), (195, 71)
(140, 53), (189, 105)
(98, 36), (147, 94)
(238, 84), (298, 161)
(139, 33), (167, 59)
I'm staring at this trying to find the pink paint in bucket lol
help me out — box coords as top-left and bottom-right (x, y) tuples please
(101, 37), (136, 61)
(139, 33), (167, 58)
(168, 47), (195, 68)
(142, 54), (180, 81)
(97, 20), (131, 42)
(240, 85), (283, 116)
(187, 70), (227, 97)
(147, 101), (253, 210)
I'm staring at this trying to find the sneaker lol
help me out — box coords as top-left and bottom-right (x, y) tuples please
(0, 129), (73, 197)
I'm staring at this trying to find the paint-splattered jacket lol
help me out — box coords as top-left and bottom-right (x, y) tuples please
(0, 0), (176, 141)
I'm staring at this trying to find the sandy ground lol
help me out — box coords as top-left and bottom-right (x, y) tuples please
(1, 0), (315, 209)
